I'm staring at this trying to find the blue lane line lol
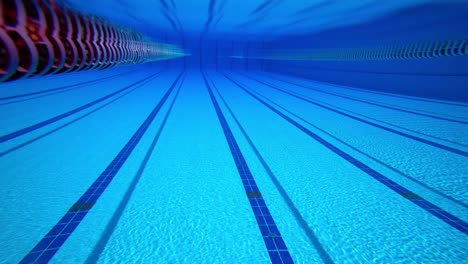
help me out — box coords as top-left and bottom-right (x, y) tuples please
(19, 71), (184, 264)
(0, 72), (137, 107)
(203, 72), (294, 264)
(239, 81), (468, 210)
(246, 72), (468, 125)
(0, 71), (132, 101)
(85, 73), (185, 263)
(0, 71), (162, 144)
(0, 75), (156, 158)
(208, 73), (334, 264)
(234, 74), (468, 157)
(240, 73), (468, 149)
(223, 73), (468, 235)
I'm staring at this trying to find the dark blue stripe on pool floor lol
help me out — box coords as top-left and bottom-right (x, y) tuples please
(19, 71), (184, 264)
(238, 82), (468, 210)
(239, 74), (468, 149)
(208, 74), (334, 263)
(86, 73), (185, 263)
(0, 71), (132, 101)
(246, 72), (468, 125)
(0, 75), (156, 158)
(203, 72), (294, 264)
(235, 74), (468, 157)
(223, 73), (468, 236)
(0, 71), (163, 144)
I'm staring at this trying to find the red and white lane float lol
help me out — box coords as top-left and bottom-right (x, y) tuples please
(0, 0), (184, 82)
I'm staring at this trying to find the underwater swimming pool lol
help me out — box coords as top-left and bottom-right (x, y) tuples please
(1, 0), (467, 263)
(0, 66), (466, 263)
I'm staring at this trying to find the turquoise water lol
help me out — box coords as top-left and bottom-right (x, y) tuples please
(1, 1), (468, 263)
(1, 66), (467, 263)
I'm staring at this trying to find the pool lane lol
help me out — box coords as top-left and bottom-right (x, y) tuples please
(19, 71), (184, 263)
(95, 71), (273, 263)
(0, 70), (133, 102)
(0, 73), (158, 157)
(203, 72), (294, 263)
(0, 71), (163, 144)
(85, 72), (186, 263)
(207, 72), (334, 264)
(244, 72), (468, 147)
(0, 66), (137, 98)
(0, 69), (154, 137)
(223, 73), (468, 234)
(227, 72), (468, 208)
(231, 81), (468, 212)
(50, 70), (184, 263)
(209, 71), (467, 262)
(233, 74), (467, 157)
(0, 69), (179, 263)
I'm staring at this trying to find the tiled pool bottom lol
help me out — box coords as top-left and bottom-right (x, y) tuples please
(0, 66), (467, 263)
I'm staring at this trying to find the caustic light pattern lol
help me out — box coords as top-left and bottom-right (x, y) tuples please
(0, 0), (184, 82)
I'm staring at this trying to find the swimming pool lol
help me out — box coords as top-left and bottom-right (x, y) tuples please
(0, 65), (466, 263)
(1, 1), (467, 263)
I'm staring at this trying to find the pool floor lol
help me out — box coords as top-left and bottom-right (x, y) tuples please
(0, 65), (467, 263)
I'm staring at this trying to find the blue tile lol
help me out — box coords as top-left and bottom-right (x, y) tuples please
(72, 211), (88, 222)
(436, 210), (455, 219)
(259, 225), (270, 235)
(31, 236), (55, 252)
(274, 238), (288, 250)
(48, 235), (68, 249)
(250, 186), (260, 193)
(266, 225), (280, 236)
(46, 224), (67, 237)
(249, 199), (259, 207)
(89, 181), (102, 188)
(390, 185), (407, 192)
(89, 195), (100, 202)
(36, 248), (59, 263)
(59, 213), (75, 223)
(256, 199), (267, 207)
(62, 222), (80, 235)
(340, 154), (352, 160)
(263, 237), (277, 250)
(263, 214), (274, 224)
(252, 207), (263, 216)
(268, 250), (282, 263)
(452, 222), (468, 233)
(279, 251), (294, 263)
(77, 196), (90, 204)
(255, 214), (268, 225)
(412, 199), (433, 209)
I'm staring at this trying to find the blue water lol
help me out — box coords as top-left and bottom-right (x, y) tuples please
(1, 1), (468, 263)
